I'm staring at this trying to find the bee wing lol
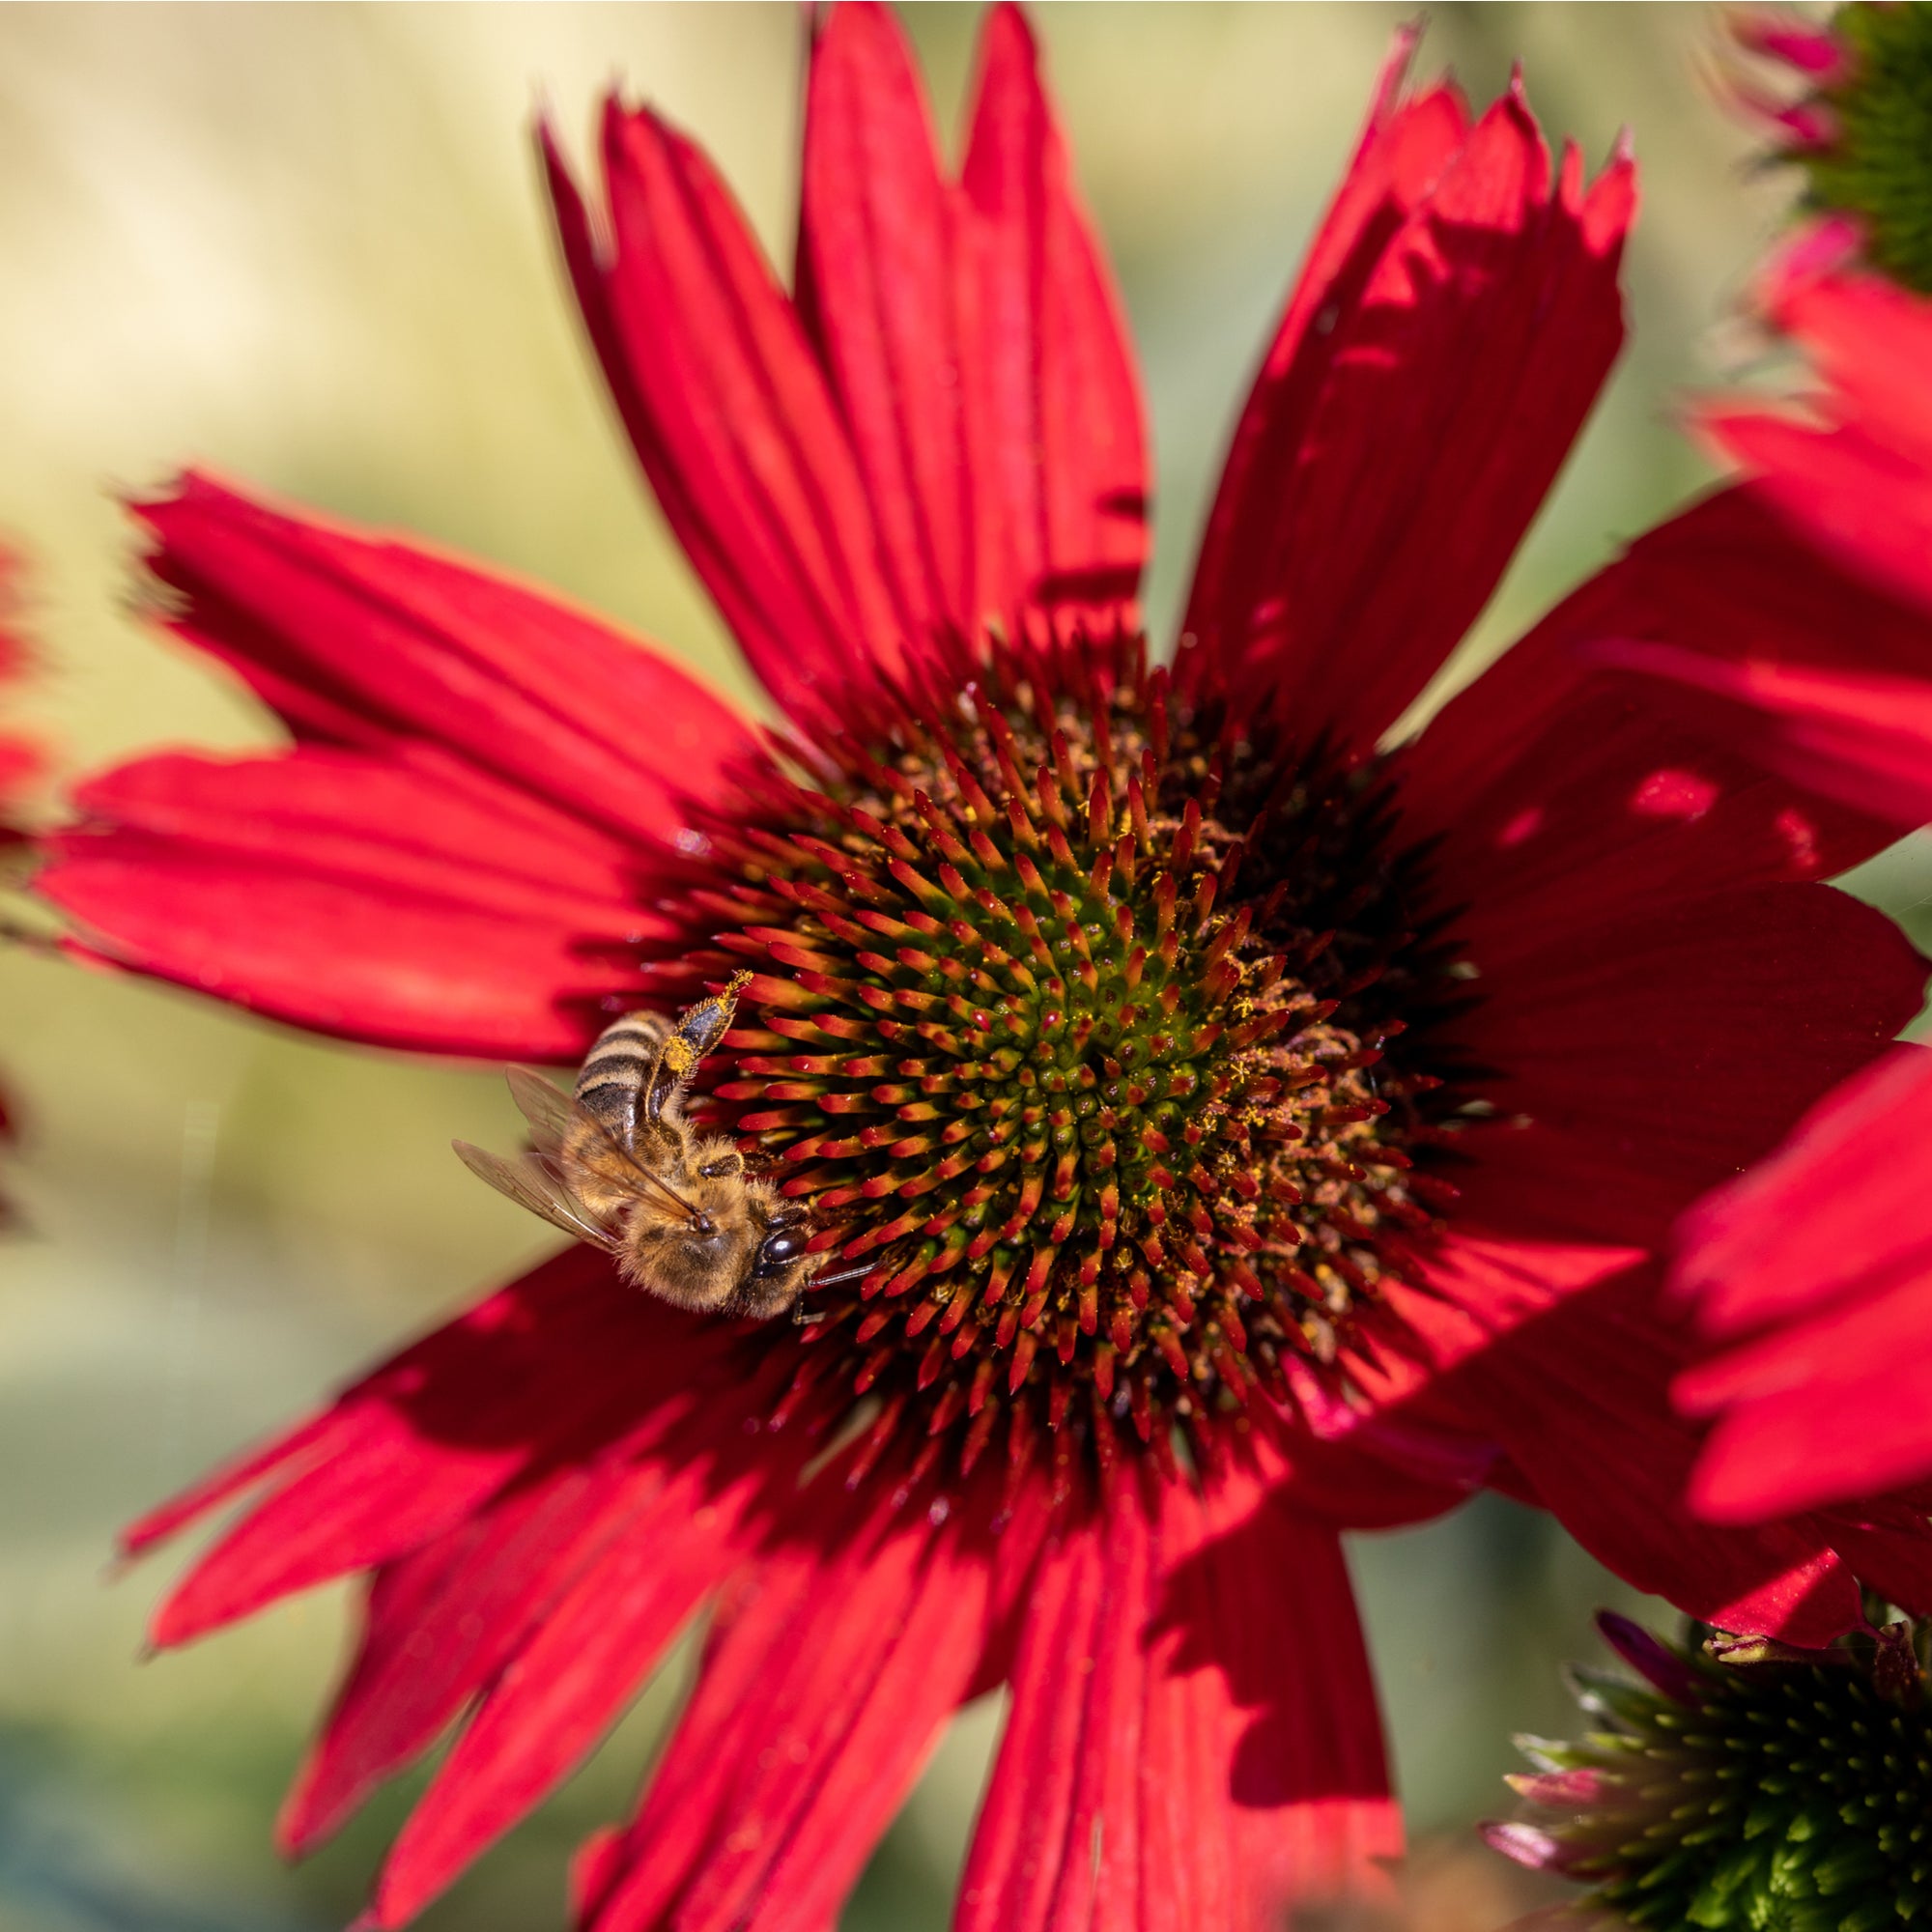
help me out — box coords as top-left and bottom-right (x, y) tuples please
(504, 1066), (707, 1226)
(451, 1139), (621, 1252)
(503, 1067), (594, 1165)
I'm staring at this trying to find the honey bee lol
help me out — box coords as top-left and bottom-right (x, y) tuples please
(455, 972), (854, 1319)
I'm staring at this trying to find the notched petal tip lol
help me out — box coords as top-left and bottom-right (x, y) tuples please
(1582, 142), (1638, 251)
(1361, 19), (1427, 137)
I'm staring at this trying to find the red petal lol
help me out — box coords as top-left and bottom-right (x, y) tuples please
(122, 1249), (607, 1560)
(1157, 1476), (1399, 1917)
(1405, 486), (1932, 914)
(574, 1480), (1006, 1932)
(42, 746), (655, 1057)
(1708, 412), (1932, 617)
(127, 472), (755, 844)
(1583, 644), (1932, 828)
(1760, 258), (1932, 460)
(1184, 31), (1465, 687)
(797, 3), (991, 649)
(1386, 1261), (1871, 1645)
(281, 1457), (664, 1855)
(365, 1428), (789, 1927)
(960, 4), (1148, 633)
(1247, 1382), (1482, 1529)
(955, 1505), (1154, 1932)
(120, 1407), (344, 1564)
(959, 1471), (1395, 1932)
(1677, 1043), (1932, 1340)
(541, 105), (907, 731)
(1401, 671), (1887, 971)
(1690, 1323), (1932, 1526)
(1523, 480), (1932, 687)
(138, 1255), (735, 1645)
(47, 848), (630, 1059)
(67, 749), (638, 907)
(1674, 1046), (1932, 1518)
(1445, 879), (1923, 1249)
(1804, 1498), (1932, 1618)
(1183, 59), (1630, 749)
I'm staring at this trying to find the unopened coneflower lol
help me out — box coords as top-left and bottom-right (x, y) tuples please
(1486, 1608), (1932, 1928)
(1723, 1), (1932, 291)
(35, 7), (1932, 1929)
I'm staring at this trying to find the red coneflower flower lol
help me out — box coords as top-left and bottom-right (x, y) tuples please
(35, 8), (1932, 1928)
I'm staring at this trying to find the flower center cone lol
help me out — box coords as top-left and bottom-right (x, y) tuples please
(655, 629), (1471, 1500)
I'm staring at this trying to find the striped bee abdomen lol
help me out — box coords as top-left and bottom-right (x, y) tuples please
(574, 1009), (670, 1145)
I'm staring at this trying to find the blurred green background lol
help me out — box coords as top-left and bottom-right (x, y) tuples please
(0, 5), (1918, 1929)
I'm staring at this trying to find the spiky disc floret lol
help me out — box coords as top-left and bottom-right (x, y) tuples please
(637, 631), (1471, 1495)
(1488, 1609), (1932, 1930)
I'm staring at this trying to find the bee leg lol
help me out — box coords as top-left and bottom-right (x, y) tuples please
(643, 971), (752, 1129)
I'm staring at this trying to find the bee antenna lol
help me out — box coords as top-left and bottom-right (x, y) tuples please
(808, 1259), (876, 1291)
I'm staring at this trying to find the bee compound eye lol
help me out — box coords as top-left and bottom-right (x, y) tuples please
(753, 1225), (809, 1278)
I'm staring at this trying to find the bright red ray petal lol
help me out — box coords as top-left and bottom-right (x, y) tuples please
(573, 1478), (1015, 1932)
(121, 1249), (607, 1561)
(1184, 28), (1466, 698)
(1444, 878), (1923, 1249)
(137, 1258), (738, 1646)
(1414, 486), (1932, 899)
(959, 1467), (1396, 1932)
(541, 103), (908, 732)
(1401, 670), (1892, 966)
(1183, 47), (1630, 750)
(1587, 644), (1932, 829)
(1690, 1308), (1932, 1523)
(1708, 407), (1932, 614)
(1672, 1047), (1932, 1519)
(1695, 249), (1932, 613)
(281, 1459), (656, 1856)
(36, 474), (762, 1054)
(1371, 1262), (1873, 1645)
(956, 1504), (1154, 1932)
(960, 3), (1148, 636)
(366, 1429), (791, 1928)
(131, 472), (756, 843)
(797, 2), (990, 651)
(43, 747), (658, 1057)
